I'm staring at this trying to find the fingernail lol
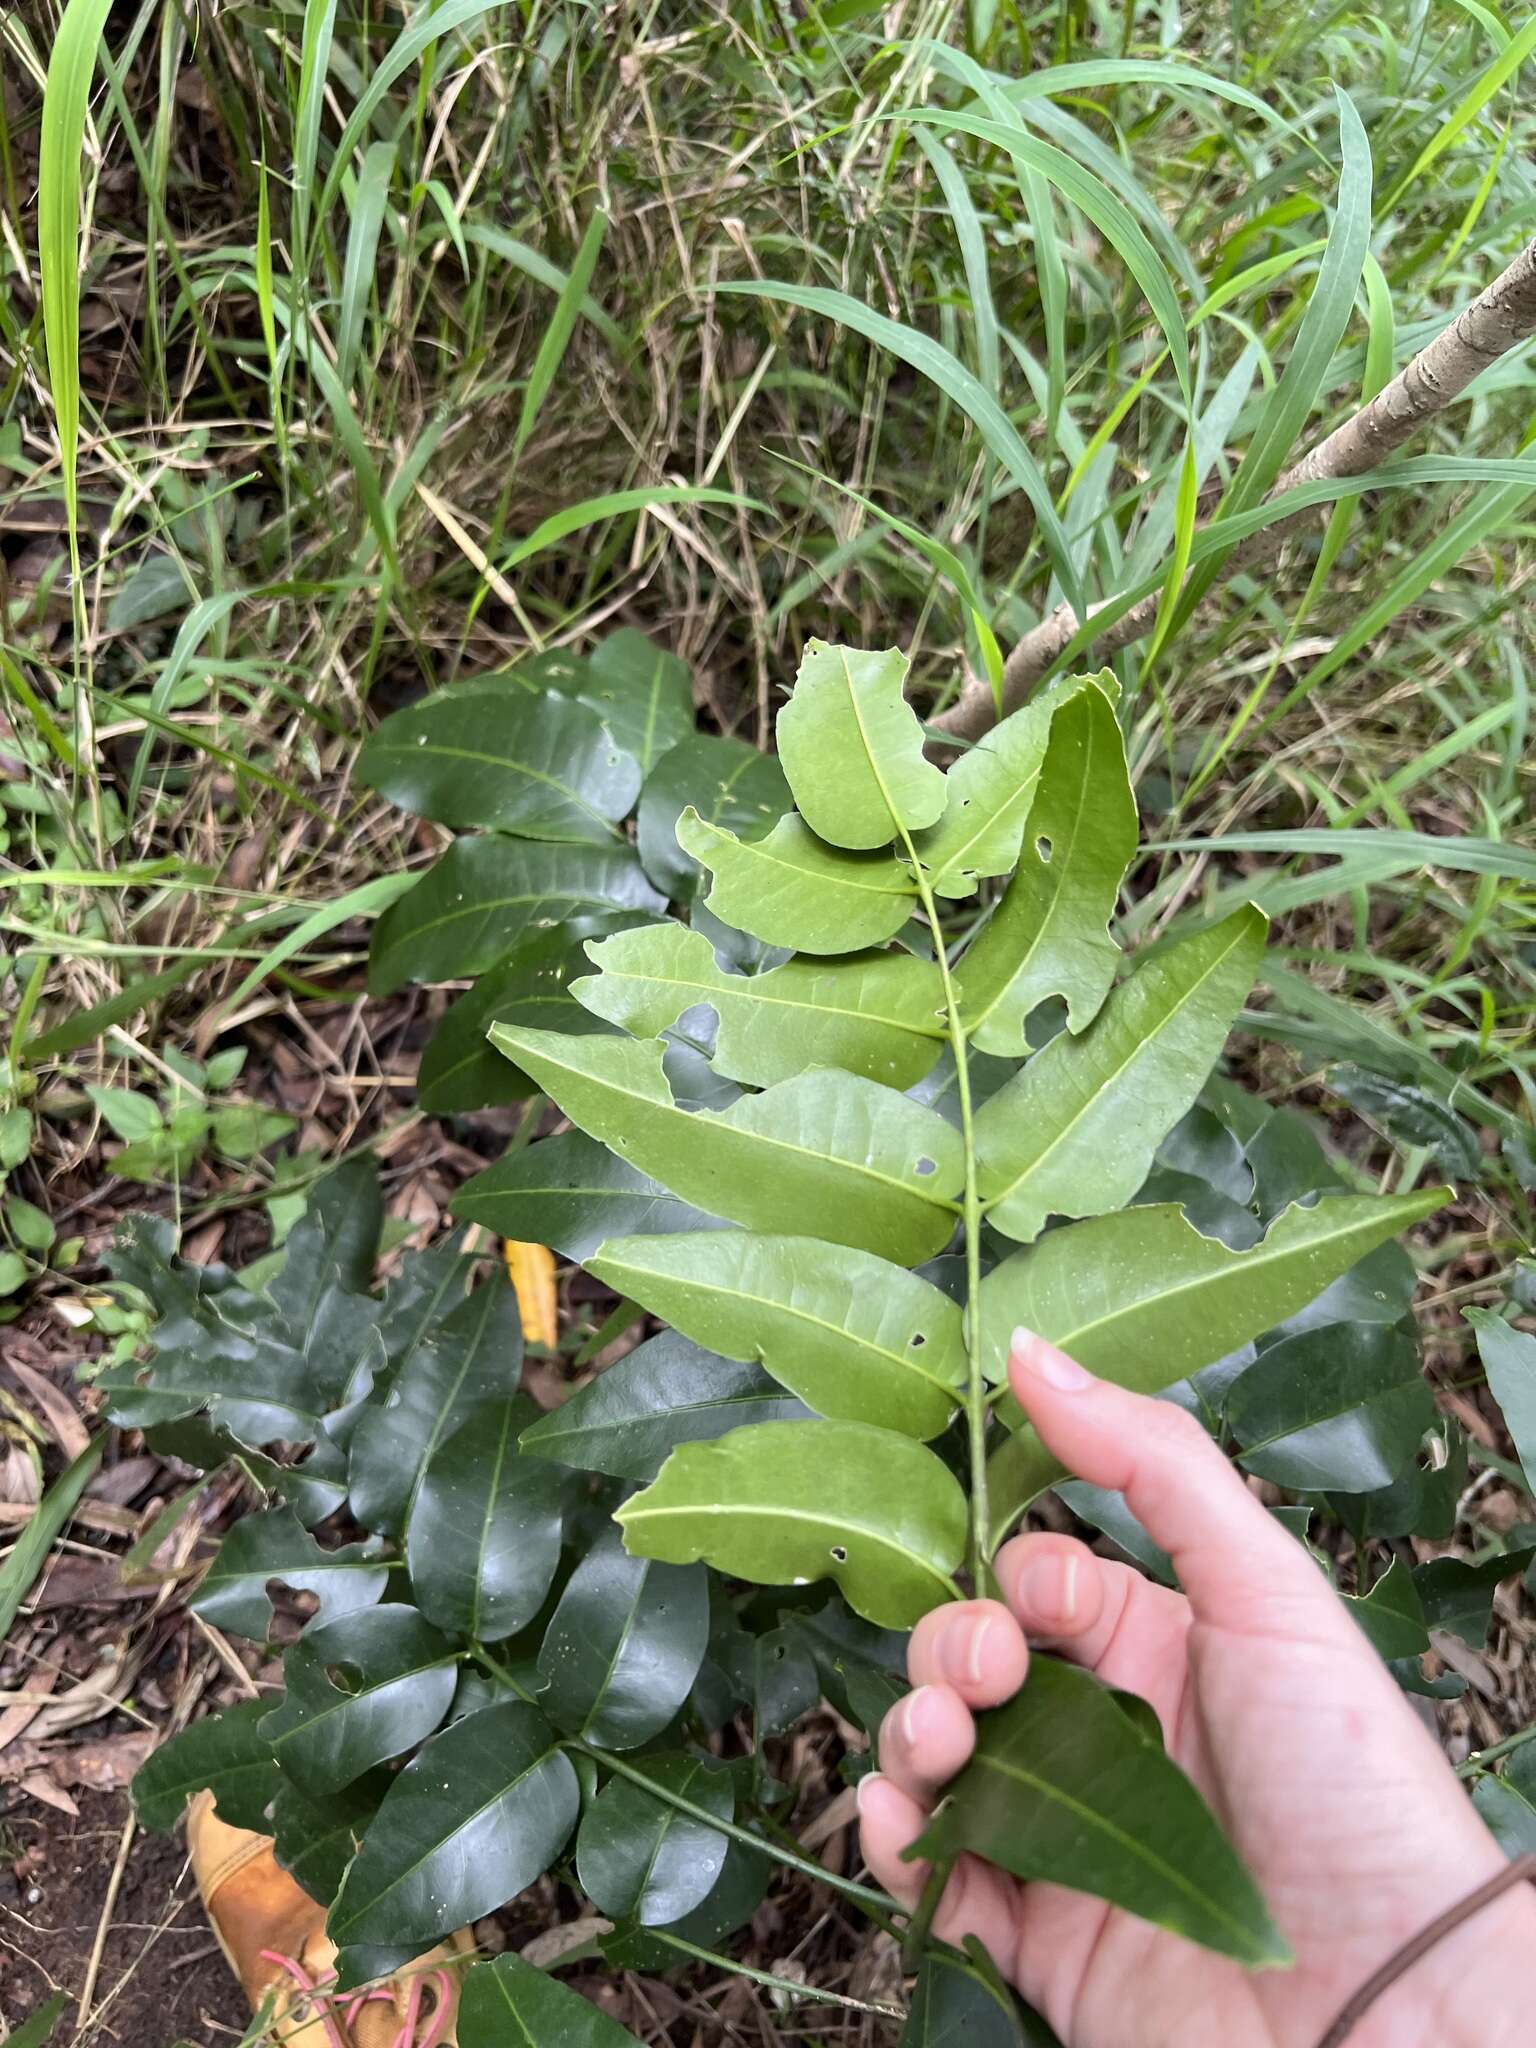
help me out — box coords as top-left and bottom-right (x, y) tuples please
(944, 1613), (996, 1689)
(1022, 1551), (1080, 1625)
(895, 1685), (932, 1751)
(856, 1771), (884, 1816)
(1012, 1327), (1091, 1391)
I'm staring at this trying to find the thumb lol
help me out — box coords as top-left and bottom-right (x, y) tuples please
(1007, 1328), (1358, 1643)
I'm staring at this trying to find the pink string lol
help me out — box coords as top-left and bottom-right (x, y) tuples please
(259, 1951), (454, 2048)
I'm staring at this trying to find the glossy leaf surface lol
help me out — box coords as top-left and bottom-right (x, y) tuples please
(959, 684), (1135, 1050)
(976, 906), (1266, 1243)
(519, 1332), (809, 1481)
(536, 1524), (709, 1748)
(1227, 1322), (1432, 1490)
(260, 1607), (457, 1796)
(455, 1130), (725, 1263)
(913, 1658), (1286, 1965)
(458, 1954), (644, 2048)
(679, 811), (917, 953)
(369, 837), (664, 995)
(134, 1697), (278, 1833)
(912, 684), (1079, 899)
(193, 1507), (387, 1640)
(1467, 1308), (1536, 1489)
(356, 688), (640, 841)
(576, 1755), (733, 1923)
(416, 928), (618, 1112)
(405, 1397), (566, 1639)
(329, 1703), (578, 1962)
(616, 1419), (966, 1628)
(573, 628), (696, 775)
(486, 1027), (963, 1263)
(588, 1232), (965, 1438)
(776, 641), (945, 848)
(573, 923), (947, 1089)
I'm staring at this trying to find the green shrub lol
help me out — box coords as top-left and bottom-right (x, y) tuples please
(121, 637), (1473, 2040)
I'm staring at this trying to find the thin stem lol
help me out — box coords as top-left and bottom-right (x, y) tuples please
(902, 838), (993, 1593)
(1456, 1720), (1536, 1779)
(468, 1647), (901, 1930)
(645, 1928), (905, 2019)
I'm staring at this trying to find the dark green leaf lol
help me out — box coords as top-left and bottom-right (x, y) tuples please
(912, 1658), (1287, 1965)
(901, 1948), (1038, 2046)
(1227, 1323), (1432, 1491)
(975, 906), (1266, 1243)
(576, 1755), (734, 1923)
(958, 683), (1134, 1051)
(599, 1834), (768, 1971)
(348, 1276), (521, 1538)
(1414, 1550), (1533, 1649)
(537, 1524), (709, 1748)
(572, 628), (696, 776)
(356, 688), (641, 841)
(776, 641), (944, 848)
(458, 1953), (644, 2048)
(272, 1769), (386, 1906)
(1341, 1558), (1429, 1662)
(573, 923), (947, 1089)
(260, 1607), (457, 1796)
(617, 1420), (967, 1629)
(193, 1508), (388, 1640)
(519, 1331), (808, 1481)
(133, 1698), (278, 1833)
(455, 1131), (726, 1263)
(637, 734), (790, 901)
(416, 927), (622, 1113)
(368, 837), (664, 995)
(488, 1028), (962, 1264)
(406, 1397), (565, 1640)
(267, 1155), (382, 1322)
(1472, 1744), (1536, 1859)
(329, 1703), (578, 1968)
(1467, 1308), (1536, 1490)
(1327, 1066), (1483, 1180)
(589, 1232), (965, 1438)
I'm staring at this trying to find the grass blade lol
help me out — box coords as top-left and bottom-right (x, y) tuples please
(0, 1441), (104, 1638)
(514, 206), (609, 462)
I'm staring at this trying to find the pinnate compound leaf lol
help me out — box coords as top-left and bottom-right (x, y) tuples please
(368, 837), (664, 995)
(459, 1953), (644, 2048)
(1466, 1308), (1536, 1489)
(134, 1698), (278, 1833)
(637, 734), (790, 900)
(913, 1658), (1287, 1966)
(260, 1607), (457, 1796)
(455, 1131), (726, 1264)
(959, 683), (1135, 1050)
(328, 1703), (577, 1967)
(348, 1275), (521, 1538)
(588, 1232), (965, 1439)
(355, 688), (641, 842)
(679, 810), (917, 954)
(193, 1507), (387, 1640)
(519, 1332), (809, 1481)
(576, 1755), (734, 1923)
(486, 1027), (963, 1264)
(776, 641), (945, 848)
(984, 1189), (1452, 1535)
(536, 1524), (709, 1748)
(616, 1419), (966, 1629)
(1227, 1322), (1432, 1491)
(416, 927), (621, 1112)
(573, 924), (947, 1089)
(405, 1397), (565, 1640)
(976, 906), (1266, 1244)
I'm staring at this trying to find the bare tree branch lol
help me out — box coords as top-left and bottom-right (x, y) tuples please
(933, 232), (1536, 741)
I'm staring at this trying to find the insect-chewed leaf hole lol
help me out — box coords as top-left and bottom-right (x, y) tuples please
(829, 1545), (848, 1563)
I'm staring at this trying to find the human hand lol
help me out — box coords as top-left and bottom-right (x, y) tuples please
(858, 1330), (1536, 2048)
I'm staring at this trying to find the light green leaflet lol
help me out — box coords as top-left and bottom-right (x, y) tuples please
(677, 810), (917, 954)
(911, 677), (1092, 899)
(588, 1232), (966, 1439)
(776, 641), (946, 849)
(571, 923), (946, 1088)
(982, 1187), (1452, 1538)
(976, 905), (1267, 1243)
(958, 683), (1137, 1049)
(487, 1026), (962, 1264)
(616, 1420), (967, 1629)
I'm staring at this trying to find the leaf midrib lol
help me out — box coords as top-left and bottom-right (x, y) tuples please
(694, 817), (914, 899)
(371, 735), (621, 834)
(621, 1498), (956, 1598)
(593, 960), (946, 1039)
